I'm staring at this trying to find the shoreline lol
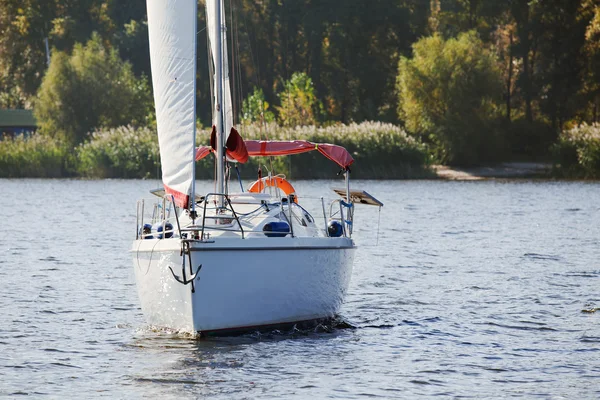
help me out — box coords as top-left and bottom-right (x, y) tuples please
(433, 162), (553, 181)
(0, 162), (579, 181)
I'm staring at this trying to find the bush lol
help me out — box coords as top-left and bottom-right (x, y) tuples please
(76, 125), (160, 178)
(0, 134), (69, 177)
(35, 33), (153, 145)
(396, 31), (504, 165)
(553, 123), (600, 178)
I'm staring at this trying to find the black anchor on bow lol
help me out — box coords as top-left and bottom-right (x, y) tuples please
(168, 264), (202, 292)
(168, 241), (202, 293)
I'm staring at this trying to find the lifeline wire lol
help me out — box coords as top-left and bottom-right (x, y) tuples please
(376, 206), (381, 246)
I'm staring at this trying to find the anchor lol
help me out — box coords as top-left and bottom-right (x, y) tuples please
(168, 240), (202, 293)
(168, 264), (202, 292)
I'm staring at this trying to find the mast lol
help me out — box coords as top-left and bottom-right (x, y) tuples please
(190, 0), (199, 216)
(214, 0), (225, 204)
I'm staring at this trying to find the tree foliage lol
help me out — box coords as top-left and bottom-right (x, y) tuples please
(397, 31), (503, 165)
(276, 72), (321, 127)
(231, 0), (421, 124)
(1, 0), (599, 165)
(0, 0), (147, 108)
(241, 87), (274, 125)
(34, 33), (152, 144)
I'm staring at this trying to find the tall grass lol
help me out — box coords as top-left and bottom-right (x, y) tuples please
(553, 123), (600, 178)
(0, 134), (68, 177)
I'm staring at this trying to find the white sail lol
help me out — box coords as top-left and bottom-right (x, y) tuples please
(146, 0), (197, 207)
(206, 0), (233, 138)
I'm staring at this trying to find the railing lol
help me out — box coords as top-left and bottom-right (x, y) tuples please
(136, 192), (347, 241)
(137, 193), (265, 241)
(136, 195), (181, 240)
(325, 198), (354, 238)
(198, 193), (245, 240)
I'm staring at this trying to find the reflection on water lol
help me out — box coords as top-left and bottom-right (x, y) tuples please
(1, 179), (600, 398)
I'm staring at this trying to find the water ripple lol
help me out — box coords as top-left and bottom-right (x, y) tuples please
(1, 179), (600, 398)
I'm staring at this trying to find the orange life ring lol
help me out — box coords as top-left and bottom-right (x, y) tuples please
(248, 176), (298, 202)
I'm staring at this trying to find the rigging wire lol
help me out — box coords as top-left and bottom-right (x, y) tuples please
(213, 154), (217, 199)
(237, 1), (261, 98)
(234, 0), (244, 132)
(204, 2), (218, 197)
(206, 3), (215, 130)
(283, 5), (291, 178)
(229, 0), (245, 191)
(236, 0), (266, 142)
(231, 0), (272, 180)
(376, 206), (381, 246)
(225, 163), (231, 194)
(228, 0), (237, 126)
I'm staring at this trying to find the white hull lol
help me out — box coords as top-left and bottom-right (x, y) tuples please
(132, 237), (355, 333)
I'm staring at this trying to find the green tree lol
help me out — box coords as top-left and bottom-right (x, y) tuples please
(0, 0), (60, 107)
(0, 0), (150, 109)
(276, 72), (321, 127)
(241, 87), (274, 125)
(35, 33), (152, 144)
(397, 31), (503, 165)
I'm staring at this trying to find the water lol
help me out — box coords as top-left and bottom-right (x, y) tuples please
(1, 179), (599, 398)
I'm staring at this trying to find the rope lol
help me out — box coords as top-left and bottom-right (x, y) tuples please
(136, 236), (162, 275)
(235, 165), (244, 192)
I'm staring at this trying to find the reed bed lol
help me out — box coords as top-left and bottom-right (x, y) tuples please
(234, 122), (432, 179)
(0, 122), (432, 179)
(0, 134), (68, 178)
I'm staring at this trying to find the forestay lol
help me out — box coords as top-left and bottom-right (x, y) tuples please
(147, 0), (197, 208)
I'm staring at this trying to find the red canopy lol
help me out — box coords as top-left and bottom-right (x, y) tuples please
(195, 139), (353, 169)
(195, 146), (213, 161)
(206, 126), (249, 163)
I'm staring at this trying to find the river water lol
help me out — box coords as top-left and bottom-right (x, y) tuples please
(1, 179), (599, 398)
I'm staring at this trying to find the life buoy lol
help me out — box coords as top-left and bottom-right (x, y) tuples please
(248, 176), (298, 202)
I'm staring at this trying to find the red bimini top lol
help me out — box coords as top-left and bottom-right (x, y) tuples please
(195, 137), (354, 170)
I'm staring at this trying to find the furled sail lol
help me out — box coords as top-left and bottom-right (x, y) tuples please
(206, 0), (233, 139)
(146, 0), (197, 208)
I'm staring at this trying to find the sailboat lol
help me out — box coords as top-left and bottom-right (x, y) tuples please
(132, 0), (382, 335)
